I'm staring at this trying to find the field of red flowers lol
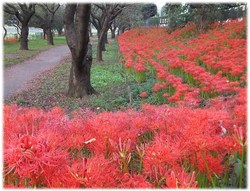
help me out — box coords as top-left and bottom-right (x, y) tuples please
(119, 19), (246, 107)
(3, 19), (246, 188)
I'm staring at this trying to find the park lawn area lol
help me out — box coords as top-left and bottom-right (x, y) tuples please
(6, 38), (145, 112)
(4, 36), (66, 67)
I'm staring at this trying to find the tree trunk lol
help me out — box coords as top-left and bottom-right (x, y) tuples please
(89, 25), (93, 37)
(102, 34), (106, 51)
(97, 39), (103, 61)
(167, 5), (175, 31)
(64, 4), (96, 98)
(68, 44), (96, 97)
(111, 28), (115, 38)
(194, 5), (210, 32)
(43, 28), (46, 39)
(121, 27), (125, 34)
(102, 40), (106, 51)
(20, 23), (29, 50)
(3, 26), (7, 39)
(57, 29), (62, 36)
(110, 19), (117, 39)
(46, 28), (54, 45)
(104, 32), (108, 44)
(97, 27), (107, 61)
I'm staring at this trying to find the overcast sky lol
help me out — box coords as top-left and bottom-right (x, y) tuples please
(156, 1), (166, 15)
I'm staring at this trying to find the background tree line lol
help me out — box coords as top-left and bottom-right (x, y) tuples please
(163, 3), (246, 32)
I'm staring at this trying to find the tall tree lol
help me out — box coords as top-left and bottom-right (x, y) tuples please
(166, 4), (179, 30)
(31, 3), (60, 45)
(190, 4), (214, 32)
(163, 4), (194, 32)
(116, 4), (144, 34)
(4, 3), (36, 50)
(141, 3), (157, 26)
(52, 5), (64, 36)
(90, 4), (124, 61)
(64, 4), (96, 98)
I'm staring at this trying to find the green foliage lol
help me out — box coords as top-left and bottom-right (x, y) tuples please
(134, 72), (146, 83)
(141, 3), (157, 20)
(68, 147), (93, 160)
(163, 3), (246, 30)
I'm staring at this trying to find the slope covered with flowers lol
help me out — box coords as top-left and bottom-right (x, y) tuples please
(4, 19), (246, 188)
(118, 19), (246, 107)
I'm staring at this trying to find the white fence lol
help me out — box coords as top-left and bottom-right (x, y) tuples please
(4, 26), (43, 40)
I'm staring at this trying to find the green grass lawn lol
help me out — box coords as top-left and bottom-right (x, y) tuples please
(4, 36), (66, 67)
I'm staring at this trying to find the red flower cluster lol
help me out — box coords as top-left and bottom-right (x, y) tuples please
(4, 97), (246, 188)
(4, 38), (18, 43)
(139, 91), (148, 98)
(118, 19), (246, 106)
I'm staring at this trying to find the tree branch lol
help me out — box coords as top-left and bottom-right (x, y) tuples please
(93, 4), (105, 10)
(4, 4), (17, 14)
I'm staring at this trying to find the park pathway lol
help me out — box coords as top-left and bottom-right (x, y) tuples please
(4, 45), (70, 100)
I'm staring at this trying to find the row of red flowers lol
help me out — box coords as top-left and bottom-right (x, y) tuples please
(118, 19), (246, 106)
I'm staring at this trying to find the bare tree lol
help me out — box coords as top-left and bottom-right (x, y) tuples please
(90, 4), (124, 61)
(116, 4), (144, 35)
(31, 3), (60, 45)
(4, 3), (36, 50)
(52, 5), (65, 36)
(64, 4), (96, 98)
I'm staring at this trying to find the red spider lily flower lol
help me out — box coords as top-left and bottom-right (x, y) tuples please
(165, 169), (198, 188)
(118, 173), (153, 188)
(139, 92), (148, 98)
(4, 134), (69, 187)
(233, 125), (246, 146)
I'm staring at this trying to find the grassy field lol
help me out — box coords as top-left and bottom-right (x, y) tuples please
(4, 36), (66, 67)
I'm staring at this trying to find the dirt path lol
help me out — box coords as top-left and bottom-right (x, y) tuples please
(4, 45), (70, 100)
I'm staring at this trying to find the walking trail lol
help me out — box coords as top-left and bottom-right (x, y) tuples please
(4, 45), (70, 100)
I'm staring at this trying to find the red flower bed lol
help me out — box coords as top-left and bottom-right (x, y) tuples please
(4, 92), (246, 188)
